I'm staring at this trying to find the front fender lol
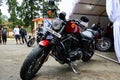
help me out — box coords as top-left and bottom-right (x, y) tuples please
(39, 40), (50, 46)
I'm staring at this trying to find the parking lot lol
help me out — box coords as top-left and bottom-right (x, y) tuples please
(0, 39), (120, 80)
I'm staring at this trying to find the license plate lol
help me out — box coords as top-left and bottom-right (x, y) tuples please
(46, 27), (62, 38)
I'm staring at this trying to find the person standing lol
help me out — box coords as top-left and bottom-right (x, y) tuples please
(36, 24), (43, 34)
(20, 26), (27, 44)
(1, 26), (7, 44)
(0, 26), (2, 44)
(13, 25), (21, 44)
(106, 0), (120, 63)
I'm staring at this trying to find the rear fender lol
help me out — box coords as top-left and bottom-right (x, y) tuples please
(39, 40), (50, 46)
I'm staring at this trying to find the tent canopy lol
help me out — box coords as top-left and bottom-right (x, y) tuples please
(71, 0), (106, 17)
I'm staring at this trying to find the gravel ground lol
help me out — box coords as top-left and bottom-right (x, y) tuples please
(0, 39), (120, 80)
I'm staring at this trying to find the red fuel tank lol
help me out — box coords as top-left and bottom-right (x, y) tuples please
(65, 21), (80, 33)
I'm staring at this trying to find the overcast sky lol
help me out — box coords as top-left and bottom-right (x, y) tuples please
(0, 0), (10, 17)
(58, 0), (78, 19)
(0, 0), (78, 19)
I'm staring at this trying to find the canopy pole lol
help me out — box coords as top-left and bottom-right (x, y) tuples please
(95, 53), (120, 64)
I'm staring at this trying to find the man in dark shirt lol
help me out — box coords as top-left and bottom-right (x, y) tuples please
(0, 26), (2, 44)
(1, 26), (7, 44)
(20, 26), (27, 44)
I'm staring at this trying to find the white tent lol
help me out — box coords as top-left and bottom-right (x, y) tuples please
(69, 0), (109, 28)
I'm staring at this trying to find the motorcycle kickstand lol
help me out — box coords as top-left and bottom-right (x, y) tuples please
(68, 62), (80, 74)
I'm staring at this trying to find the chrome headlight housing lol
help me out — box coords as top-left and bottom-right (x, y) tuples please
(52, 18), (64, 31)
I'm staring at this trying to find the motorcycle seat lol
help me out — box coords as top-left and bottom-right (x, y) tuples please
(81, 29), (98, 40)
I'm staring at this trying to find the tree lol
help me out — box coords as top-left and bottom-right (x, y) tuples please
(6, 0), (19, 28)
(6, 0), (60, 31)
(16, 0), (43, 32)
(43, 0), (59, 18)
(17, 0), (59, 32)
(20, 0), (40, 25)
(0, 0), (2, 24)
(0, 9), (2, 24)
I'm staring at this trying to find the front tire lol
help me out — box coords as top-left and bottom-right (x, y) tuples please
(20, 45), (49, 80)
(27, 38), (35, 47)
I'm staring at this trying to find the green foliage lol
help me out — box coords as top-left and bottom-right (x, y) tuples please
(6, 0), (20, 26)
(0, 9), (2, 24)
(5, 0), (60, 31)
(17, 0), (42, 30)
(43, 1), (59, 18)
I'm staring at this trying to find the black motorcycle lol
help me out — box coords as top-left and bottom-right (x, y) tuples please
(20, 19), (96, 80)
(27, 32), (43, 47)
(91, 24), (112, 52)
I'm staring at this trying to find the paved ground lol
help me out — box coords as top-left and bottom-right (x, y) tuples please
(0, 39), (120, 80)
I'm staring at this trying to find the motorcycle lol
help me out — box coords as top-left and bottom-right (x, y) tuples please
(20, 18), (96, 80)
(90, 24), (112, 52)
(27, 35), (35, 47)
(27, 32), (43, 47)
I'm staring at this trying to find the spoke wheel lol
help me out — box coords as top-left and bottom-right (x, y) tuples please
(20, 45), (49, 80)
(96, 37), (112, 52)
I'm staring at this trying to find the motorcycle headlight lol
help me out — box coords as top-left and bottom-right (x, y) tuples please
(52, 18), (64, 31)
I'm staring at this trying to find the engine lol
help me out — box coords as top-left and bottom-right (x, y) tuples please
(53, 33), (83, 63)
(68, 48), (82, 61)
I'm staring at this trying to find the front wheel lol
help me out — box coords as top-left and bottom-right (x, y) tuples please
(20, 45), (50, 80)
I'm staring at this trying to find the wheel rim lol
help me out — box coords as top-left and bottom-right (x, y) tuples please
(97, 39), (111, 51)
